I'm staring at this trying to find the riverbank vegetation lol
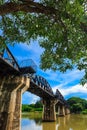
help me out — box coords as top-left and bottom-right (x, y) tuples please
(22, 101), (43, 112)
(22, 97), (87, 114)
(67, 97), (87, 114)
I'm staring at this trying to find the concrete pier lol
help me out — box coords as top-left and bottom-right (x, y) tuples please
(0, 76), (30, 130)
(42, 99), (56, 121)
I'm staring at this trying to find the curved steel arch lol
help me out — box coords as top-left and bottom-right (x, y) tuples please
(30, 74), (53, 94)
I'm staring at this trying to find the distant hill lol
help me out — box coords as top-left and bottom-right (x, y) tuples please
(67, 97), (87, 114)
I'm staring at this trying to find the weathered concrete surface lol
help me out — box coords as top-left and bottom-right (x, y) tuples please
(0, 76), (30, 130)
(42, 99), (56, 122)
(65, 108), (70, 115)
(0, 75), (70, 130)
(55, 103), (70, 116)
(59, 105), (65, 116)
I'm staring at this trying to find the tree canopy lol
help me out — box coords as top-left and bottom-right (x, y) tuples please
(22, 100), (43, 112)
(0, 0), (87, 84)
(67, 97), (87, 113)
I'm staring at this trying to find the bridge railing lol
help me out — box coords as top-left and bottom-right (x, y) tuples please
(0, 48), (4, 57)
(55, 89), (66, 104)
(0, 46), (37, 75)
(30, 74), (54, 95)
(0, 46), (19, 71)
(0, 46), (67, 105)
(19, 59), (37, 74)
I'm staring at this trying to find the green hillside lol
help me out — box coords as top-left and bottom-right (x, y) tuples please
(67, 97), (87, 114)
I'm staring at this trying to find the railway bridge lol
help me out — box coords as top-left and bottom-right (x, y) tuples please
(0, 46), (70, 130)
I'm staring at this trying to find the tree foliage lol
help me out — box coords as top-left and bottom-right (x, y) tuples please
(0, 0), (87, 83)
(67, 97), (87, 113)
(22, 100), (43, 112)
(35, 100), (43, 108)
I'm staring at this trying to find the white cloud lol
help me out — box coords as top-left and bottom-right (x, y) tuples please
(21, 120), (42, 130)
(9, 41), (86, 103)
(22, 92), (40, 104)
(19, 41), (43, 56)
(53, 83), (87, 97)
(38, 69), (84, 88)
(10, 42), (85, 88)
(84, 98), (87, 100)
(15, 41), (44, 66)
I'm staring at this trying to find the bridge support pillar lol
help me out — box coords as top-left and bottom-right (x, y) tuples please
(0, 76), (30, 130)
(42, 99), (56, 122)
(58, 105), (65, 116)
(65, 108), (70, 115)
(58, 106), (60, 115)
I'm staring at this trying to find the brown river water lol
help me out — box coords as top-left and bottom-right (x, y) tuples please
(21, 113), (87, 130)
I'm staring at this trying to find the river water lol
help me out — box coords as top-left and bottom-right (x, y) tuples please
(21, 113), (87, 130)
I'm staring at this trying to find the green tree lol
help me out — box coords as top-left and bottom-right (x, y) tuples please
(22, 104), (33, 112)
(22, 101), (43, 112)
(71, 103), (83, 113)
(67, 97), (87, 113)
(35, 100), (43, 108)
(0, 0), (87, 83)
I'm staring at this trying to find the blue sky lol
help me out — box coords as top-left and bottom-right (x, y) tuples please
(9, 41), (87, 104)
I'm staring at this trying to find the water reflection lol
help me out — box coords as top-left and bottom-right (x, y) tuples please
(21, 114), (87, 130)
(42, 122), (56, 130)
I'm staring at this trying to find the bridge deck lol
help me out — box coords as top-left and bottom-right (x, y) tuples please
(0, 56), (66, 104)
(0, 46), (67, 105)
(28, 81), (55, 99)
